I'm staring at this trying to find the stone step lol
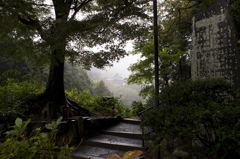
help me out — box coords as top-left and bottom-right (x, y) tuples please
(122, 118), (141, 125)
(83, 134), (145, 151)
(103, 122), (142, 134)
(71, 119), (149, 159)
(101, 130), (142, 139)
(72, 145), (126, 159)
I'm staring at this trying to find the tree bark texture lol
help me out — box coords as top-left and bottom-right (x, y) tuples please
(44, 50), (66, 107)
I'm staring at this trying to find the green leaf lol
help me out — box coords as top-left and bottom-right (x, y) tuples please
(45, 123), (53, 130)
(19, 119), (31, 135)
(56, 116), (63, 126)
(15, 118), (22, 127)
(40, 132), (48, 139)
(26, 152), (36, 159)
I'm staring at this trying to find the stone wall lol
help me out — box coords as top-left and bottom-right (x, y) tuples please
(191, 0), (240, 87)
(0, 116), (122, 145)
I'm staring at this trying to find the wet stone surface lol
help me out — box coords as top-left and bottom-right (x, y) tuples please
(71, 118), (145, 159)
(72, 145), (126, 159)
(103, 122), (142, 134)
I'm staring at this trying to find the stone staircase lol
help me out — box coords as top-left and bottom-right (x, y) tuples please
(72, 118), (149, 159)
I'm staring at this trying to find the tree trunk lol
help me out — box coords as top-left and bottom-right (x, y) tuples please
(29, 49), (92, 120)
(28, 0), (93, 120)
(44, 50), (66, 107)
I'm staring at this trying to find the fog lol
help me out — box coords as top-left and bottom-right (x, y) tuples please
(87, 41), (140, 80)
(87, 41), (145, 107)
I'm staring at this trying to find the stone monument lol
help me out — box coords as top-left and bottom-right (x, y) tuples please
(191, 0), (240, 87)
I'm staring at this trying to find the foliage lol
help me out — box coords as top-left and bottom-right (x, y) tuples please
(92, 80), (112, 96)
(64, 62), (92, 92)
(0, 53), (49, 84)
(0, 0), (152, 110)
(141, 78), (240, 159)
(131, 101), (146, 117)
(128, 43), (190, 99)
(66, 88), (136, 117)
(66, 89), (126, 116)
(127, 0), (218, 99)
(0, 72), (45, 123)
(0, 52), (93, 93)
(108, 150), (143, 159)
(229, 0), (240, 49)
(0, 0), (151, 73)
(115, 104), (132, 118)
(0, 117), (74, 159)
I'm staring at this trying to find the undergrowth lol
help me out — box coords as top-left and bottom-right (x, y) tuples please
(65, 88), (135, 117)
(0, 71), (45, 123)
(0, 116), (74, 159)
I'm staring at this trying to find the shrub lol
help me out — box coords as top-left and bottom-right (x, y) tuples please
(66, 89), (132, 117)
(0, 117), (74, 159)
(141, 78), (240, 159)
(0, 72), (45, 123)
(131, 101), (146, 116)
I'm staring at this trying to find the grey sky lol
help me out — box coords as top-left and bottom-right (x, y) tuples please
(89, 41), (140, 79)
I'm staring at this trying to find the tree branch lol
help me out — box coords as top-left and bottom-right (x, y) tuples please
(17, 12), (47, 41)
(179, 1), (202, 10)
(160, 0), (203, 35)
(69, 0), (92, 21)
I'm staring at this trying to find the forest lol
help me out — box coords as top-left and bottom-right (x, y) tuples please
(1, 0), (240, 158)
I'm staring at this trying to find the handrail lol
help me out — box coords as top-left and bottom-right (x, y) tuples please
(138, 106), (156, 148)
(138, 106), (155, 117)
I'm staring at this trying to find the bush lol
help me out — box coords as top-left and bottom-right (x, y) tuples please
(0, 72), (45, 123)
(131, 101), (146, 116)
(141, 78), (240, 159)
(66, 89), (127, 116)
(0, 117), (74, 159)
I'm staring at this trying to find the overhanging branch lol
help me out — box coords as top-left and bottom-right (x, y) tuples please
(69, 0), (92, 21)
(17, 12), (47, 41)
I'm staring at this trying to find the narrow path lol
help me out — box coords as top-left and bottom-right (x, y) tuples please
(71, 118), (148, 159)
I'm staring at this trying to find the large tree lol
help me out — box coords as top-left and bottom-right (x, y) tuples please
(0, 0), (150, 117)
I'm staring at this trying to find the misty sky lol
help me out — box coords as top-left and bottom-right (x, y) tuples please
(89, 41), (141, 79)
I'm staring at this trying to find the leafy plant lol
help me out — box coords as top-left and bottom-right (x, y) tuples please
(108, 150), (143, 159)
(141, 78), (240, 159)
(131, 101), (146, 116)
(0, 72), (45, 123)
(66, 89), (131, 117)
(0, 116), (74, 159)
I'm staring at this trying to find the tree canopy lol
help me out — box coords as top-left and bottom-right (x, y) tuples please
(0, 0), (151, 68)
(0, 0), (152, 118)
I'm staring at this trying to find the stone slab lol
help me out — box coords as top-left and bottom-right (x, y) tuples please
(191, 0), (240, 87)
(84, 134), (143, 150)
(104, 122), (142, 134)
(71, 145), (126, 159)
(122, 118), (141, 125)
(101, 130), (142, 139)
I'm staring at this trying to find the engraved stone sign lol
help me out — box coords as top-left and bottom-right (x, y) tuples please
(191, 0), (240, 87)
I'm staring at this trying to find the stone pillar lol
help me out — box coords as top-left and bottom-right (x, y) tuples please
(191, 0), (240, 88)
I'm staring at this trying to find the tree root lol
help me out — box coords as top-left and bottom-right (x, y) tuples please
(27, 94), (94, 121)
